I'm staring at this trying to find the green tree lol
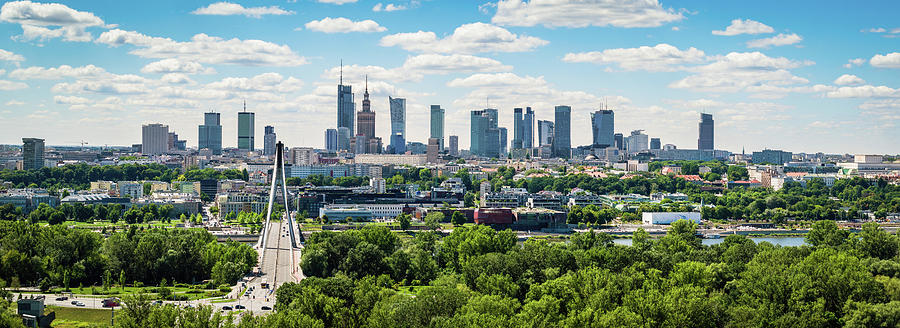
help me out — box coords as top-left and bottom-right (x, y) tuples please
(396, 214), (411, 231)
(425, 212), (444, 231)
(451, 211), (466, 226)
(806, 220), (849, 247)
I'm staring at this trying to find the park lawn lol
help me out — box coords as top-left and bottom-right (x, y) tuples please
(47, 306), (110, 326)
(50, 285), (221, 300)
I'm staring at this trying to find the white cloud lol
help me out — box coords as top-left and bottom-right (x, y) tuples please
(826, 85), (900, 98)
(746, 33), (802, 48)
(50, 72), (152, 95)
(317, 0), (357, 4)
(864, 28), (886, 33)
(160, 73), (194, 85)
(712, 19), (774, 36)
(0, 49), (25, 62)
(372, 3), (407, 12)
(192, 2), (293, 18)
(667, 98), (793, 126)
(0, 0), (107, 42)
(207, 72), (303, 92)
(380, 22), (547, 54)
(669, 52), (812, 94)
(870, 52), (900, 68)
(9, 64), (107, 80)
(303, 17), (387, 33)
(54, 95), (90, 104)
(5, 100), (24, 106)
(491, 0), (683, 28)
(96, 29), (308, 66)
(834, 74), (865, 86)
(140, 59), (215, 74)
(402, 54), (512, 73)
(844, 58), (865, 69)
(0, 80), (28, 90)
(562, 43), (706, 72)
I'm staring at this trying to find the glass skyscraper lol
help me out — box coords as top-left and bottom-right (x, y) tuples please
(389, 97), (406, 153)
(523, 107), (534, 149)
(512, 108), (523, 149)
(553, 105), (571, 158)
(199, 112), (222, 155)
(264, 125), (276, 156)
(499, 127), (508, 155)
(590, 109), (614, 148)
(325, 128), (338, 152)
(470, 108), (499, 158)
(237, 109), (255, 151)
(537, 120), (554, 146)
(22, 138), (44, 170)
(698, 113), (714, 150)
(430, 105), (444, 150)
(337, 84), (354, 150)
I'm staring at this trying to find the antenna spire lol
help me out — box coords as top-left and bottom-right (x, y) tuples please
(340, 59), (343, 85)
(365, 75), (368, 92)
(243, 99), (246, 112)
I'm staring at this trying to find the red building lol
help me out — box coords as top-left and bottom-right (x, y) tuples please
(474, 208), (514, 225)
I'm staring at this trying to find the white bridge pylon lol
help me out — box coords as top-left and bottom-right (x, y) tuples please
(256, 141), (300, 258)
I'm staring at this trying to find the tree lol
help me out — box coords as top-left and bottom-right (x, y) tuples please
(396, 214), (411, 231)
(806, 220), (849, 247)
(856, 222), (898, 260)
(119, 270), (126, 291)
(424, 212), (444, 231)
(451, 211), (466, 226)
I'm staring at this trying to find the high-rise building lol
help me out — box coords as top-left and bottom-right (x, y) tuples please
(752, 149), (793, 165)
(625, 130), (649, 153)
(325, 128), (338, 152)
(512, 108), (523, 149)
(430, 105), (445, 150)
(357, 77), (375, 143)
(614, 133), (624, 150)
(198, 112), (222, 155)
(237, 103), (255, 151)
(523, 107), (534, 149)
(352, 134), (369, 154)
(698, 113), (714, 150)
(470, 109), (499, 158)
(426, 138), (440, 163)
(167, 132), (185, 151)
(389, 97), (406, 152)
(22, 138), (44, 170)
(142, 123), (169, 155)
(337, 69), (355, 149)
(650, 138), (661, 150)
(449, 135), (458, 156)
(553, 105), (571, 159)
(590, 109), (614, 148)
(264, 126), (276, 156)
(499, 127), (508, 156)
(537, 120), (554, 146)
(337, 127), (351, 151)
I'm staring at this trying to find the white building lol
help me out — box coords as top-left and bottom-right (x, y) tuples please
(141, 123), (169, 155)
(642, 212), (701, 225)
(117, 181), (143, 199)
(290, 147), (318, 165)
(370, 177), (386, 193)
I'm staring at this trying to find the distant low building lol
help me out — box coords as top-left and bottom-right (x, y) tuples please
(642, 212), (701, 225)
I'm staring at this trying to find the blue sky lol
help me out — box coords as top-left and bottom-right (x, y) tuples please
(0, 0), (898, 154)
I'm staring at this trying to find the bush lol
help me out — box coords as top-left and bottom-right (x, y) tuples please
(218, 286), (232, 293)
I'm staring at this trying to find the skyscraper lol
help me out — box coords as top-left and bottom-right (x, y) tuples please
(430, 105), (445, 150)
(523, 107), (534, 149)
(470, 109), (499, 158)
(337, 67), (354, 149)
(337, 127), (351, 151)
(264, 126), (276, 156)
(142, 123), (169, 155)
(698, 113), (714, 150)
(590, 109), (614, 148)
(426, 138), (440, 163)
(389, 97), (406, 153)
(449, 135), (458, 156)
(325, 128), (338, 152)
(237, 102), (255, 151)
(650, 138), (661, 150)
(614, 133), (624, 150)
(499, 127), (508, 155)
(512, 108), (523, 149)
(537, 120), (554, 146)
(357, 77), (375, 142)
(22, 138), (44, 170)
(553, 105), (571, 159)
(198, 112), (222, 155)
(625, 130), (649, 153)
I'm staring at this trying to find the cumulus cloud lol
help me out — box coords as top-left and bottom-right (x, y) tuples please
(0, 0), (108, 42)
(207, 72), (303, 93)
(669, 52), (812, 94)
(844, 58), (865, 69)
(9, 64), (107, 80)
(870, 52), (900, 68)
(192, 2), (294, 18)
(0, 49), (25, 62)
(826, 85), (900, 98)
(0, 80), (29, 90)
(317, 0), (357, 4)
(54, 95), (90, 104)
(746, 33), (802, 48)
(51, 74), (152, 95)
(491, 0), (683, 28)
(402, 54), (512, 73)
(372, 3), (407, 12)
(712, 19), (774, 36)
(380, 22), (547, 54)
(303, 17), (387, 33)
(140, 59), (215, 74)
(834, 74), (865, 86)
(562, 43), (705, 72)
(96, 29), (308, 66)
(5, 100), (24, 106)
(446, 72), (546, 88)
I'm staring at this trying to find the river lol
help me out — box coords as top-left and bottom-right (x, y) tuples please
(612, 236), (807, 247)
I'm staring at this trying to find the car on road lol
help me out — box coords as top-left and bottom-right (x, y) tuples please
(56, 296), (68, 301)
(260, 306), (271, 311)
(152, 300), (163, 305)
(222, 306), (233, 311)
(102, 298), (120, 307)
(74, 301), (85, 307)
(70, 301), (78, 305)
(235, 305), (246, 310)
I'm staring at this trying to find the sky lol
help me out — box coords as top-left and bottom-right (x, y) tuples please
(0, 0), (898, 154)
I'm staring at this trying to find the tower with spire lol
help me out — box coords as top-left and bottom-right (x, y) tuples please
(337, 60), (354, 151)
(356, 75), (376, 153)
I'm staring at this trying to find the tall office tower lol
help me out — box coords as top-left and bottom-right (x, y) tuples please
(590, 109), (615, 148)
(499, 127), (508, 155)
(650, 138), (661, 150)
(625, 130), (649, 153)
(523, 107), (534, 148)
(426, 138), (440, 163)
(337, 127), (351, 151)
(614, 133), (624, 150)
(449, 135), (458, 156)
(142, 123), (169, 155)
(237, 103), (255, 151)
(698, 113), (714, 150)
(22, 138), (45, 170)
(199, 112), (222, 155)
(470, 109), (500, 158)
(357, 78), (375, 144)
(430, 105), (445, 150)
(167, 132), (177, 151)
(512, 108), (523, 149)
(264, 126), (276, 156)
(325, 128), (338, 152)
(337, 68), (355, 148)
(537, 120), (554, 146)
(553, 105), (571, 159)
(389, 97), (406, 153)
(353, 134), (369, 154)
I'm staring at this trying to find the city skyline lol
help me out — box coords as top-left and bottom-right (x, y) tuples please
(0, 1), (898, 154)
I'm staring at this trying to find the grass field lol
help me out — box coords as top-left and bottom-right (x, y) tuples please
(48, 285), (225, 301)
(47, 306), (111, 327)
